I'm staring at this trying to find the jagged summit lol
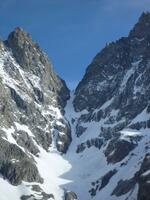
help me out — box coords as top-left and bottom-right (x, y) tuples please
(8, 26), (31, 38)
(0, 22), (72, 199)
(6, 27), (49, 74)
(129, 11), (150, 38)
(71, 12), (150, 200)
(4, 27), (70, 107)
(6, 27), (35, 52)
(74, 12), (150, 112)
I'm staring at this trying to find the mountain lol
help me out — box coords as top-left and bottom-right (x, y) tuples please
(0, 12), (150, 200)
(71, 12), (150, 200)
(0, 27), (71, 199)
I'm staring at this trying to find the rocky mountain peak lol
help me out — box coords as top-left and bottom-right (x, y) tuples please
(4, 27), (70, 107)
(6, 27), (49, 76)
(0, 25), (72, 199)
(7, 27), (35, 54)
(74, 12), (150, 112)
(7, 27), (38, 50)
(129, 12), (150, 39)
(8, 26), (31, 40)
(70, 12), (150, 200)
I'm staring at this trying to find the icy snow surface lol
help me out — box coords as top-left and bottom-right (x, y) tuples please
(1, 92), (150, 200)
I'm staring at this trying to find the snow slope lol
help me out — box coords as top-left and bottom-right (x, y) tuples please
(61, 93), (150, 200)
(1, 90), (150, 200)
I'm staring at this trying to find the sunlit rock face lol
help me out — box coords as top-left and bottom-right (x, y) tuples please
(0, 27), (71, 199)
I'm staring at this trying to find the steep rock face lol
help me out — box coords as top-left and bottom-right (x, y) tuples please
(137, 154), (150, 200)
(68, 12), (150, 200)
(74, 12), (150, 113)
(0, 28), (71, 199)
(6, 27), (70, 107)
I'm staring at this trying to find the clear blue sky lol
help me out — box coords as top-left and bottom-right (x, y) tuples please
(0, 0), (150, 89)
